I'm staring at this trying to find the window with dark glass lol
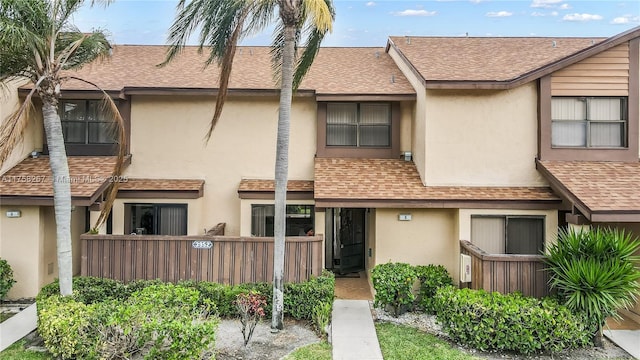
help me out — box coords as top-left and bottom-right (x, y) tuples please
(251, 205), (314, 237)
(551, 97), (627, 148)
(126, 204), (187, 235)
(60, 100), (117, 144)
(326, 103), (390, 147)
(471, 216), (544, 255)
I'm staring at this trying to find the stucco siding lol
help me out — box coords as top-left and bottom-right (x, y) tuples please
(123, 96), (317, 236)
(374, 208), (458, 282)
(0, 206), (42, 299)
(424, 83), (546, 186)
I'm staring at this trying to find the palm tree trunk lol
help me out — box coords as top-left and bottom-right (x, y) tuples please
(42, 99), (73, 296)
(271, 24), (296, 331)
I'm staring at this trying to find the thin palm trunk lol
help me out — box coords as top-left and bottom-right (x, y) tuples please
(271, 24), (296, 331)
(41, 98), (73, 296)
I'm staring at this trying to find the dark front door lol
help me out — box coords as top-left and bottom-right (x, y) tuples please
(336, 208), (365, 273)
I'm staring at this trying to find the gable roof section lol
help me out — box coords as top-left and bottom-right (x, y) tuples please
(55, 46), (415, 98)
(536, 160), (640, 222)
(315, 158), (560, 208)
(0, 156), (119, 206)
(238, 179), (314, 200)
(388, 25), (640, 89)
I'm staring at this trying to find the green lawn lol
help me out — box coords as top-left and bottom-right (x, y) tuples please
(283, 342), (332, 360)
(376, 322), (480, 360)
(0, 340), (51, 360)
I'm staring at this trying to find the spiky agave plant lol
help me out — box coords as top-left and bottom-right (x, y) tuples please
(545, 227), (640, 347)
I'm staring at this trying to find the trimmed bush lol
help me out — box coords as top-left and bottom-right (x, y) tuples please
(371, 262), (416, 316)
(0, 258), (16, 300)
(37, 296), (97, 359)
(284, 271), (335, 320)
(414, 265), (452, 313)
(38, 284), (218, 360)
(433, 287), (591, 355)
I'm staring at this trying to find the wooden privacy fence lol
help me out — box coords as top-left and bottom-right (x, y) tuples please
(81, 234), (323, 284)
(460, 240), (550, 298)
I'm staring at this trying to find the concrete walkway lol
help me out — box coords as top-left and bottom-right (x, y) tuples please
(604, 330), (640, 359)
(331, 299), (383, 360)
(0, 303), (37, 352)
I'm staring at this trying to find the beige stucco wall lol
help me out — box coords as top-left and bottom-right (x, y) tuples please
(0, 80), (43, 174)
(0, 206), (42, 299)
(387, 46), (427, 184)
(424, 83), (545, 186)
(374, 208), (459, 281)
(399, 101), (414, 154)
(122, 95), (317, 236)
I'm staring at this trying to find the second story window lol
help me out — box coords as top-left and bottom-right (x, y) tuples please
(551, 97), (627, 148)
(326, 103), (390, 147)
(60, 100), (117, 144)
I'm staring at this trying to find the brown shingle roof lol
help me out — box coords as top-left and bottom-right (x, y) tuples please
(57, 46), (414, 95)
(315, 158), (559, 204)
(119, 178), (204, 192)
(0, 156), (117, 203)
(389, 36), (603, 82)
(537, 160), (640, 216)
(238, 179), (314, 192)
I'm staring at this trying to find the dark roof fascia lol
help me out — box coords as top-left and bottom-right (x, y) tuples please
(314, 198), (561, 210)
(17, 88), (122, 99)
(316, 93), (416, 101)
(121, 87), (315, 98)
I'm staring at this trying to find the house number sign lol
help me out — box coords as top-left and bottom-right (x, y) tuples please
(192, 241), (213, 249)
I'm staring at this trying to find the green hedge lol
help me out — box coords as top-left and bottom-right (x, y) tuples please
(414, 265), (452, 314)
(38, 271), (335, 321)
(37, 284), (218, 360)
(371, 262), (417, 316)
(433, 287), (591, 355)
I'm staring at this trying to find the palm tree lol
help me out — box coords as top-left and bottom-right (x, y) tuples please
(162, 0), (334, 330)
(0, 0), (125, 296)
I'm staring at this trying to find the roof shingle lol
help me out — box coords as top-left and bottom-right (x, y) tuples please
(0, 156), (117, 199)
(119, 178), (204, 192)
(57, 46), (414, 95)
(315, 158), (559, 202)
(537, 160), (640, 212)
(238, 179), (314, 192)
(389, 36), (604, 82)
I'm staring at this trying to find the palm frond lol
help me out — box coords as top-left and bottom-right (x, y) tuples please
(301, 0), (333, 33)
(66, 76), (127, 229)
(56, 31), (111, 70)
(0, 84), (38, 167)
(205, 7), (248, 141)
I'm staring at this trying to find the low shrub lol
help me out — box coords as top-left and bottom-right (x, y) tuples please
(37, 276), (127, 304)
(414, 265), (452, 313)
(236, 291), (267, 345)
(284, 271), (335, 320)
(371, 262), (416, 316)
(433, 287), (591, 355)
(0, 258), (16, 300)
(38, 284), (218, 360)
(37, 296), (97, 359)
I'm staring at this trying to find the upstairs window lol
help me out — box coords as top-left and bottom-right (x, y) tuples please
(60, 100), (117, 144)
(551, 97), (627, 148)
(471, 216), (544, 255)
(326, 103), (390, 147)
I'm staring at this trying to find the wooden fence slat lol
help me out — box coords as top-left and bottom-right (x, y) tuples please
(80, 235), (323, 285)
(460, 240), (550, 298)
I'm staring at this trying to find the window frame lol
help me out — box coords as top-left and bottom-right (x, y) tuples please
(316, 102), (401, 159)
(124, 203), (188, 236)
(59, 99), (119, 145)
(470, 215), (545, 255)
(251, 204), (314, 237)
(326, 102), (391, 148)
(551, 96), (628, 149)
